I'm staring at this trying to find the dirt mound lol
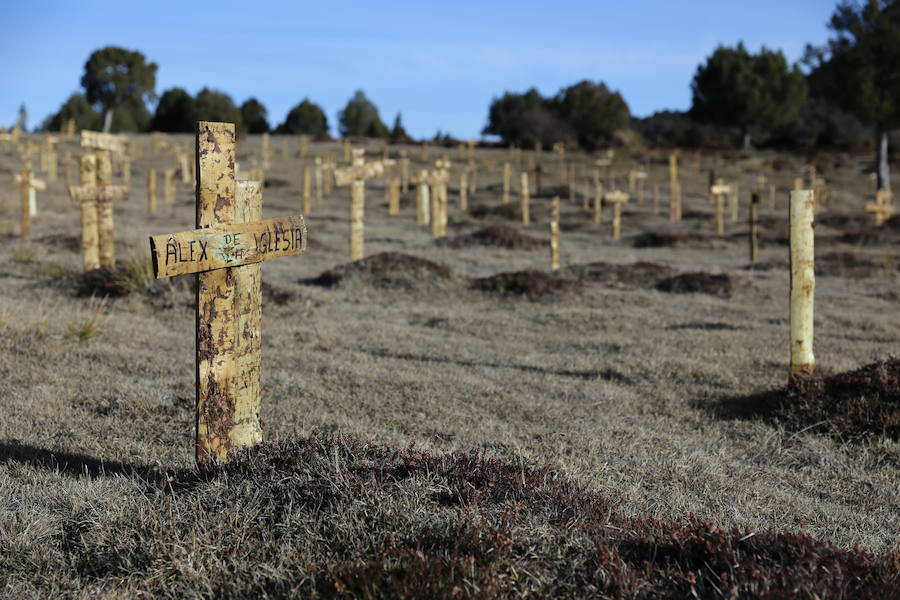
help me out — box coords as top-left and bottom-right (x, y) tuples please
(633, 231), (718, 248)
(191, 434), (898, 599)
(816, 212), (872, 230)
(303, 252), (455, 290)
(469, 203), (522, 221)
(70, 261), (160, 298)
(472, 269), (581, 299)
(818, 251), (896, 278)
(657, 272), (735, 298)
(438, 225), (547, 250)
(720, 358), (900, 442)
(564, 260), (675, 288)
(840, 216), (900, 245)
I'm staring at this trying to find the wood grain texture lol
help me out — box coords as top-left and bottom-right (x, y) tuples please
(77, 154), (99, 269)
(81, 130), (127, 154)
(790, 190), (815, 380)
(150, 215), (306, 278)
(196, 121), (238, 466)
(95, 150), (116, 267)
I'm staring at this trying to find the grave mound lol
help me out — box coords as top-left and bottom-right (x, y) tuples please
(632, 231), (718, 248)
(71, 261), (157, 297)
(180, 433), (895, 599)
(303, 251), (455, 290)
(469, 203), (522, 221)
(719, 358), (900, 442)
(472, 269), (581, 299)
(439, 224), (547, 250)
(818, 251), (895, 278)
(262, 281), (297, 305)
(563, 260), (675, 288)
(840, 216), (900, 245)
(657, 272), (735, 298)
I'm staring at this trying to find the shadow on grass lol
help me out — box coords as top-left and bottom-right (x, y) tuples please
(360, 348), (631, 383)
(0, 441), (199, 491)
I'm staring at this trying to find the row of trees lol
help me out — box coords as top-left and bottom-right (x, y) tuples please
(42, 47), (413, 140)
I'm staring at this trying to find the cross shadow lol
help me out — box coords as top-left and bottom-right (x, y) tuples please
(360, 348), (632, 383)
(0, 441), (200, 492)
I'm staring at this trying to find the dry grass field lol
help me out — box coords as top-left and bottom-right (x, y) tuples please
(0, 134), (898, 597)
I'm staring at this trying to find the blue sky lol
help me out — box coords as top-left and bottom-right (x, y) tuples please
(1, 0), (836, 138)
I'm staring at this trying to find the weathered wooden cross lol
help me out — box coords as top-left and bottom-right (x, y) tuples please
(148, 122), (307, 465)
(15, 166), (45, 237)
(334, 149), (390, 260)
(430, 159), (451, 238)
(520, 171), (531, 226)
(549, 196), (560, 271)
(605, 190), (629, 241)
(865, 189), (894, 227)
(68, 152), (129, 270)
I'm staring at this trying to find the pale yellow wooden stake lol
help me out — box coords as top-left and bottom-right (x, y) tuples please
(549, 196), (560, 271)
(20, 167), (31, 238)
(387, 177), (399, 215)
(502, 162), (511, 204)
(459, 170), (468, 212)
(520, 171), (530, 226)
(593, 180), (603, 225)
(350, 169), (365, 259)
(148, 168), (157, 214)
(343, 139), (351, 163)
(711, 180), (731, 236)
(790, 189), (815, 381)
(400, 151), (410, 193)
(302, 165), (312, 214)
(416, 169), (430, 225)
(178, 151), (190, 184)
(314, 157), (323, 204)
(606, 190), (629, 241)
(750, 192), (759, 264)
(730, 183), (739, 223)
(164, 169), (176, 205)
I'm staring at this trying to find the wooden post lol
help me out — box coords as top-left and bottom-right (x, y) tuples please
(634, 171), (647, 204)
(549, 196), (560, 271)
(431, 160), (450, 238)
(148, 168), (157, 214)
(164, 169), (176, 205)
(334, 149), (393, 259)
(730, 183), (739, 223)
(502, 162), (511, 204)
(865, 189), (894, 226)
(343, 139), (351, 163)
(148, 121), (307, 465)
(19, 167), (31, 238)
(593, 180), (603, 225)
(606, 190), (629, 241)
(68, 154), (128, 270)
(520, 171), (530, 226)
(389, 178), (400, 215)
(750, 193), (759, 264)
(459, 170), (468, 212)
(314, 157), (323, 204)
(400, 151), (410, 193)
(789, 190), (815, 381)
(302, 165), (312, 214)
(416, 170), (430, 225)
(711, 180), (731, 236)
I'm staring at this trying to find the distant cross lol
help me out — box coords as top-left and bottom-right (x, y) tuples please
(14, 166), (45, 237)
(710, 180), (733, 236)
(334, 149), (392, 259)
(865, 189), (894, 227)
(148, 121), (307, 465)
(68, 153), (128, 270)
(605, 190), (629, 241)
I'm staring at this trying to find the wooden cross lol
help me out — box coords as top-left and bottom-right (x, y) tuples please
(459, 169), (469, 212)
(865, 189), (894, 227)
(633, 170), (647, 204)
(334, 149), (391, 259)
(400, 150), (410, 193)
(593, 177), (603, 224)
(302, 165), (312, 214)
(710, 180), (732, 236)
(68, 154), (129, 270)
(148, 121), (307, 465)
(152, 132), (167, 153)
(604, 190), (629, 241)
